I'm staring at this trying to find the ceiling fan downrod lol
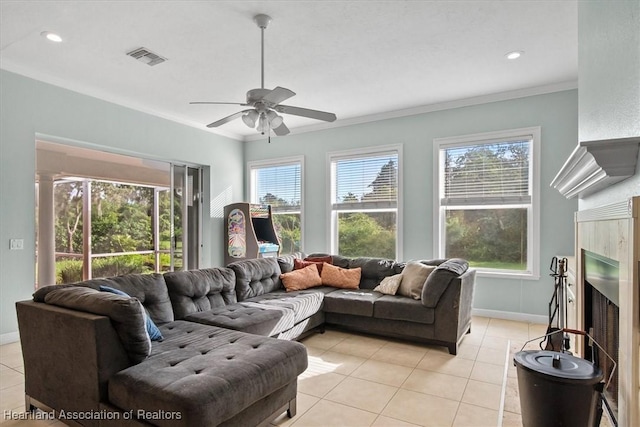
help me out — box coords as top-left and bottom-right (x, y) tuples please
(253, 14), (272, 90)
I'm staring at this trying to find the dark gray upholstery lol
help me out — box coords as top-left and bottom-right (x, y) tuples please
(323, 289), (384, 316)
(347, 257), (396, 289)
(229, 257), (283, 301)
(164, 267), (237, 319)
(277, 252), (306, 273)
(422, 258), (469, 308)
(109, 321), (307, 427)
(183, 302), (292, 336)
(373, 295), (435, 324)
(43, 286), (151, 363)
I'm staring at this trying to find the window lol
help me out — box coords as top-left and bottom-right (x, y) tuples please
(434, 127), (540, 278)
(329, 145), (402, 259)
(248, 157), (303, 254)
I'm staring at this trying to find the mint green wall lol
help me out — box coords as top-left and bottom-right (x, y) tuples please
(0, 70), (244, 338)
(578, 0), (640, 210)
(245, 90), (579, 317)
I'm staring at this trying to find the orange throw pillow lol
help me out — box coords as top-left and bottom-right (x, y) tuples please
(321, 263), (361, 289)
(280, 264), (322, 292)
(294, 258), (328, 275)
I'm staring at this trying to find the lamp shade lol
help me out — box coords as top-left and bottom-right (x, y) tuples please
(267, 110), (284, 128)
(257, 113), (269, 134)
(242, 110), (259, 128)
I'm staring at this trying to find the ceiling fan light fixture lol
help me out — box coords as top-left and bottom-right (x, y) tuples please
(242, 110), (259, 128)
(257, 113), (269, 134)
(266, 110), (284, 128)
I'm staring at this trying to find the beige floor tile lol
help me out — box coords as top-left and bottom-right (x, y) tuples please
(351, 360), (413, 387)
(470, 361), (505, 385)
(480, 335), (510, 351)
(460, 331), (484, 346)
(271, 393), (320, 426)
(485, 325), (529, 341)
(452, 403), (499, 427)
(382, 339), (431, 353)
(455, 343), (480, 361)
(0, 368), (24, 390)
(476, 346), (508, 366)
(301, 331), (347, 350)
(382, 389), (459, 427)
(401, 369), (468, 402)
(501, 410), (523, 427)
(325, 377), (397, 413)
(313, 350), (367, 375)
(471, 316), (491, 328)
(371, 415), (420, 427)
(297, 371), (346, 398)
(461, 379), (502, 411)
(371, 345), (425, 368)
(290, 399), (377, 427)
(303, 345), (326, 357)
(330, 337), (386, 358)
(502, 381), (521, 414)
(527, 323), (548, 340)
(416, 353), (475, 378)
(0, 384), (25, 413)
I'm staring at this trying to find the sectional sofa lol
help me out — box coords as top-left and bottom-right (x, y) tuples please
(15, 254), (475, 426)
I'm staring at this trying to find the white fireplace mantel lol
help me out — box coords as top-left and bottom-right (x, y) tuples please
(550, 136), (640, 199)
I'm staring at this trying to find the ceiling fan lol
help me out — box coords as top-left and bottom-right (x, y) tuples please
(191, 14), (337, 136)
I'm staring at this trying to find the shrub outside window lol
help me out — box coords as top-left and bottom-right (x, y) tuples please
(434, 128), (540, 278)
(329, 145), (402, 260)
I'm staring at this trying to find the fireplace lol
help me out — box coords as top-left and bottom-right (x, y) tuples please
(583, 250), (620, 425)
(574, 197), (639, 426)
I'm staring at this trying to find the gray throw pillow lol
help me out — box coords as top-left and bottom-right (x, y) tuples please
(398, 261), (435, 300)
(44, 286), (151, 363)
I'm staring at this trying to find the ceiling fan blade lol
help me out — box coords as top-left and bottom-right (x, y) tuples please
(272, 122), (290, 136)
(275, 105), (337, 122)
(206, 109), (252, 128)
(262, 86), (296, 105)
(190, 101), (248, 105)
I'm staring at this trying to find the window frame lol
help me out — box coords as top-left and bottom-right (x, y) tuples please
(326, 144), (403, 260)
(433, 127), (540, 280)
(247, 156), (305, 253)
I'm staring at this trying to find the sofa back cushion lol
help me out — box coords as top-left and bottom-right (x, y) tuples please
(43, 286), (151, 364)
(229, 257), (282, 301)
(277, 252), (307, 273)
(347, 257), (396, 289)
(163, 267), (236, 320)
(35, 274), (174, 324)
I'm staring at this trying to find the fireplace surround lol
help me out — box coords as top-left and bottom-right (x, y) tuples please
(575, 197), (639, 426)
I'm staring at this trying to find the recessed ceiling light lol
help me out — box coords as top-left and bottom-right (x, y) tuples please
(41, 31), (62, 42)
(506, 51), (523, 60)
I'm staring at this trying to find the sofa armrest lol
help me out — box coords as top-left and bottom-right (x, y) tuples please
(431, 269), (476, 344)
(16, 300), (130, 424)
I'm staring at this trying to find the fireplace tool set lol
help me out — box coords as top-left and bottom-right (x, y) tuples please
(512, 256), (617, 427)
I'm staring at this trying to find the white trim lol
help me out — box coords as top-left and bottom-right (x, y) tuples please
(433, 127), (541, 279)
(326, 144), (403, 260)
(246, 156), (305, 252)
(473, 308), (547, 325)
(0, 332), (20, 345)
(245, 81), (578, 142)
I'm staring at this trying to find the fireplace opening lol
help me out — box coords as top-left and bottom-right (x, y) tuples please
(583, 250), (620, 426)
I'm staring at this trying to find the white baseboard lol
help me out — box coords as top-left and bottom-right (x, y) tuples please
(0, 332), (20, 345)
(473, 308), (547, 325)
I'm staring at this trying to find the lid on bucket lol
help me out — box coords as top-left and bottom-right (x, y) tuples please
(514, 350), (603, 384)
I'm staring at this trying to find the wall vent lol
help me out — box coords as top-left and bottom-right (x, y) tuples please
(126, 47), (167, 66)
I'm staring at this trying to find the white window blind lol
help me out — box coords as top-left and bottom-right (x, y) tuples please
(252, 163), (301, 212)
(332, 153), (398, 210)
(442, 138), (531, 206)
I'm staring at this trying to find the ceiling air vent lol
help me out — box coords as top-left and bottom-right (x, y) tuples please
(126, 47), (167, 66)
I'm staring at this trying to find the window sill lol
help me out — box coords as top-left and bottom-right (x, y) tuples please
(475, 270), (540, 281)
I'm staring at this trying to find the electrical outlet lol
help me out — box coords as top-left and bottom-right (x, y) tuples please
(9, 239), (24, 250)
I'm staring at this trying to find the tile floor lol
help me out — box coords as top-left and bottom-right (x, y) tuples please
(0, 317), (545, 427)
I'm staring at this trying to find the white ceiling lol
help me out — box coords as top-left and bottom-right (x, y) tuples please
(1, 1), (578, 141)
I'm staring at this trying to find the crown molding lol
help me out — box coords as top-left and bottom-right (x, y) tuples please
(551, 136), (640, 199)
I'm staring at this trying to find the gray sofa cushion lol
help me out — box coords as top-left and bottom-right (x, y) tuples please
(422, 258), (469, 308)
(323, 289), (384, 317)
(229, 257), (282, 301)
(164, 268), (237, 320)
(276, 252), (307, 273)
(43, 286), (151, 363)
(347, 257), (396, 289)
(109, 321), (308, 427)
(247, 290), (324, 324)
(183, 303), (291, 336)
(373, 295), (435, 324)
